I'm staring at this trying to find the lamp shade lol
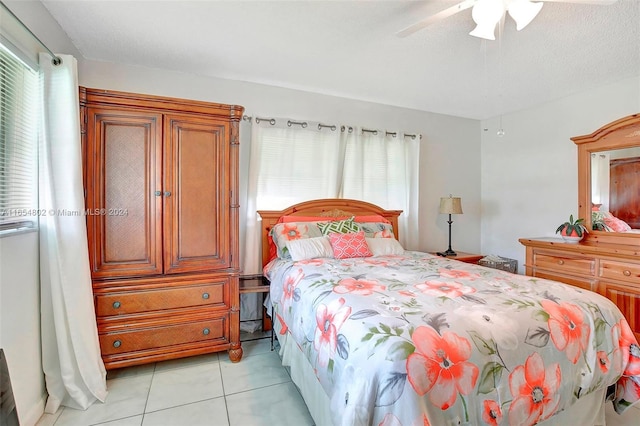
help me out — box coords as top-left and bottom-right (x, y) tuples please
(439, 196), (463, 215)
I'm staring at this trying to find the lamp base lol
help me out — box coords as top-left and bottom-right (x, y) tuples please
(436, 249), (457, 257)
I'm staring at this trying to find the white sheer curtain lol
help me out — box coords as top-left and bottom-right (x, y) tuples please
(241, 118), (421, 275)
(240, 118), (344, 331)
(39, 53), (107, 413)
(340, 128), (420, 249)
(241, 118), (345, 276)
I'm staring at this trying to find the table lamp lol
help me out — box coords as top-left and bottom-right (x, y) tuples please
(437, 195), (463, 256)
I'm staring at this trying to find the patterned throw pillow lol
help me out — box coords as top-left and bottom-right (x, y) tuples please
(271, 222), (324, 258)
(359, 222), (395, 238)
(328, 231), (372, 259)
(317, 217), (360, 236)
(604, 216), (632, 232)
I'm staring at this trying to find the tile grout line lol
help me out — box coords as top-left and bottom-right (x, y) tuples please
(218, 353), (231, 426)
(139, 361), (158, 424)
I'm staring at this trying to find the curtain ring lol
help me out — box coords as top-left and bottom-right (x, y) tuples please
(256, 117), (276, 125)
(318, 123), (337, 131)
(287, 120), (307, 128)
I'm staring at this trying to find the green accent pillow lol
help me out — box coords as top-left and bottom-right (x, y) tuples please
(317, 217), (361, 235)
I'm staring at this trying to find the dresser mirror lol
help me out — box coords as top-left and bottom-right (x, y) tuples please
(572, 113), (640, 247)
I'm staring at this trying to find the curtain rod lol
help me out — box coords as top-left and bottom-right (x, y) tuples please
(242, 115), (422, 140)
(1, 1), (61, 65)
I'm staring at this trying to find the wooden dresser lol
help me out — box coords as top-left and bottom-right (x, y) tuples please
(80, 87), (244, 369)
(520, 238), (640, 341)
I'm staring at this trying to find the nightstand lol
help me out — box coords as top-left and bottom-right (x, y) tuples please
(430, 251), (484, 264)
(239, 275), (273, 349)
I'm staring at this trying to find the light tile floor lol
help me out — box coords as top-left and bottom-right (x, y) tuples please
(36, 336), (313, 426)
(35, 334), (640, 426)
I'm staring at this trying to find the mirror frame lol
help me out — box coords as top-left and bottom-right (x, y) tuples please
(571, 113), (640, 248)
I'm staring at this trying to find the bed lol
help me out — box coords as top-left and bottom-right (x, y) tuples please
(258, 199), (640, 426)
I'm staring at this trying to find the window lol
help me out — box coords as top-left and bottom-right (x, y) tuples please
(0, 43), (39, 233)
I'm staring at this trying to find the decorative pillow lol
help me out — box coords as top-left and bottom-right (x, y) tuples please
(354, 215), (391, 224)
(318, 217), (361, 236)
(328, 231), (372, 259)
(271, 222), (323, 258)
(365, 237), (405, 256)
(359, 222), (395, 238)
(604, 216), (632, 232)
(287, 237), (334, 261)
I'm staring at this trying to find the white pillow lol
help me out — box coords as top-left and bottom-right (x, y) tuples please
(287, 236), (334, 261)
(365, 237), (405, 256)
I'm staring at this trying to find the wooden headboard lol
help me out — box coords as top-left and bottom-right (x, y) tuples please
(257, 198), (403, 267)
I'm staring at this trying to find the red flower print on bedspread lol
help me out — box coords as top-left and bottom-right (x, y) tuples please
(281, 268), (304, 312)
(314, 297), (352, 367)
(612, 319), (640, 377)
(415, 280), (476, 298)
(406, 326), (479, 410)
(482, 400), (503, 426)
(334, 278), (386, 296)
(438, 268), (480, 280)
(508, 352), (561, 426)
(597, 351), (610, 374)
(541, 299), (589, 364)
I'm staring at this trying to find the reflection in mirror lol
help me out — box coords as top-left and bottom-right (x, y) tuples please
(590, 147), (640, 231)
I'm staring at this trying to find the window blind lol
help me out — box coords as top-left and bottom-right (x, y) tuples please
(0, 43), (39, 231)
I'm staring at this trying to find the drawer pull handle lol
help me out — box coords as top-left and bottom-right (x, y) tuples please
(202, 292), (210, 300)
(112, 301), (121, 309)
(164, 191), (171, 197)
(624, 270), (632, 277)
(154, 191), (162, 197)
(558, 260), (564, 265)
(113, 340), (122, 348)
(203, 328), (210, 336)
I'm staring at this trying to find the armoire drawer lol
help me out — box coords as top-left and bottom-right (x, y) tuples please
(99, 316), (227, 356)
(533, 252), (595, 277)
(95, 282), (226, 316)
(600, 260), (640, 284)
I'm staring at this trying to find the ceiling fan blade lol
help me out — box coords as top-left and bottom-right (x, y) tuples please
(539, 0), (618, 4)
(396, 0), (476, 38)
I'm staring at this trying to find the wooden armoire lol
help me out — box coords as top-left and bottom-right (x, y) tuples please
(80, 87), (244, 369)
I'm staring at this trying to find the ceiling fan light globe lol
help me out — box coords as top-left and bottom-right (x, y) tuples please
(469, 24), (497, 40)
(508, 0), (543, 31)
(470, 0), (505, 40)
(472, 0), (506, 25)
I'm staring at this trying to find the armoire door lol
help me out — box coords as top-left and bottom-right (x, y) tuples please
(85, 107), (164, 279)
(163, 114), (231, 274)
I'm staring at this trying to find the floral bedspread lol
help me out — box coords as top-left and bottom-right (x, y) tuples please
(264, 252), (640, 426)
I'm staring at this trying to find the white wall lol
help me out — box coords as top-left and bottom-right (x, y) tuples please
(480, 75), (640, 272)
(77, 60), (483, 256)
(0, 231), (44, 426)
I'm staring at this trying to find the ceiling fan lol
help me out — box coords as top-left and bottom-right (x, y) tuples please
(396, 0), (618, 40)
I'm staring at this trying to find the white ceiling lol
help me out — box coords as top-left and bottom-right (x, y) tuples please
(41, 0), (640, 120)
